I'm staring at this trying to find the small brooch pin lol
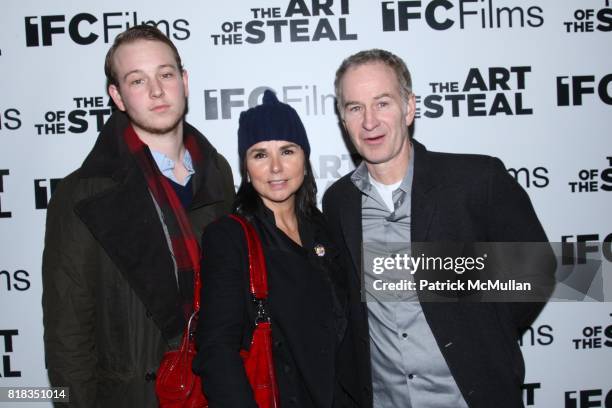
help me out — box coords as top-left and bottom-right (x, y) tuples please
(314, 244), (326, 257)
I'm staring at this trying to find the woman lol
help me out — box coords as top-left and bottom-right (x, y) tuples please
(193, 90), (347, 407)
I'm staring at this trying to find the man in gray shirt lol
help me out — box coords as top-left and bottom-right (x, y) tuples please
(323, 49), (554, 407)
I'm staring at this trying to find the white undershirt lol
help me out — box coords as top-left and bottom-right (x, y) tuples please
(368, 173), (401, 212)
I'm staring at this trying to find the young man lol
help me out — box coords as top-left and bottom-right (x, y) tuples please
(42, 25), (235, 407)
(323, 49), (555, 407)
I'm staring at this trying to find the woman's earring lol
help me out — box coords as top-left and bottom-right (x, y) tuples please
(247, 173), (251, 183)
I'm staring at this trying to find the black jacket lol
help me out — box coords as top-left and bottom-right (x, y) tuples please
(42, 111), (235, 407)
(322, 140), (555, 408)
(193, 205), (347, 407)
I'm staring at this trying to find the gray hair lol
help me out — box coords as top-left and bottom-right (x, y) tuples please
(334, 49), (412, 116)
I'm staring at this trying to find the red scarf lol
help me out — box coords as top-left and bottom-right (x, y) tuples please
(124, 125), (202, 317)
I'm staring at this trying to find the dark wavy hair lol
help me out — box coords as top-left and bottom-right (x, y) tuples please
(233, 153), (318, 220)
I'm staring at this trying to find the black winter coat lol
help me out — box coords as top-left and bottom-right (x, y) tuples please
(322, 140), (556, 408)
(193, 204), (348, 408)
(42, 112), (235, 407)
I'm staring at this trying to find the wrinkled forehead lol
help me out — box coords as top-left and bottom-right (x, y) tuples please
(341, 62), (402, 100)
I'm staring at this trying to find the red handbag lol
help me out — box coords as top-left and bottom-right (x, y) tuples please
(231, 214), (280, 408)
(155, 255), (206, 407)
(155, 311), (205, 407)
(155, 214), (280, 408)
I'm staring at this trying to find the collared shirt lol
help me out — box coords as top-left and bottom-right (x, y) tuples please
(151, 149), (195, 186)
(351, 145), (468, 408)
(368, 175), (401, 212)
(149, 148), (195, 308)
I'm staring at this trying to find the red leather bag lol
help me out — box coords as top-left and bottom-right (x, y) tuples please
(232, 214), (280, 408)
(155, 257), (206, 407)
(155, 309), (205, 408)
(155, 214), (280, 408)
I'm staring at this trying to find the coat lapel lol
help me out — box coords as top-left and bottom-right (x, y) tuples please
(74, 163), (185, 340)
(72, 112), (185, 340)
(411, 140), (436, 243)
(339, 182), (363, 278)
(409, 141), (473, 392)
(185, 122), (228, 209)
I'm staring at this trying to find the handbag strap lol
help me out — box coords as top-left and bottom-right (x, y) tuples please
(193, 246), (202, 313)
(228, 214), (269, 300)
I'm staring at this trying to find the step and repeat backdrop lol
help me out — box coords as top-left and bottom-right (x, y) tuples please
(1, 1), (611, 406)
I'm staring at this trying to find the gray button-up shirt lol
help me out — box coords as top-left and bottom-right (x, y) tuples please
(352, 145), (468, 408)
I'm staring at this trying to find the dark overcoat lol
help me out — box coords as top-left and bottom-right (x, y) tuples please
(322, 139), (555, 408)
(193, 205), (348, 408)
(42, 111), (235, 407)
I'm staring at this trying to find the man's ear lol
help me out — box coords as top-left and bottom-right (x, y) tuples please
(182, 69), (189, 98)
(108, 84), (126, 112)
(404, 93), (416, 127)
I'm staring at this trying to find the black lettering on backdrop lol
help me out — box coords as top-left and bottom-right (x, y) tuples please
(211, 1), (356, 45)
(25, 12), (190, 46)
(34, 96), (114, 135)
(417, 66), (532, 118)
(0, 270), (31, 292)
(561, 233), (612, 265)
(204, 85), (335, 120)
(381, 0), (544, 31)
(0, 109), (21, 130)
(568, 158), (612, 193)
(565, 389), (612, 408)
(507, 167), (549, 189)
(34, 179), (62, 209)
(0, 170), (11, 219)
(563, 6), (612, 33)
(557, 74), (612, 106)
(520, 325), (554, 346)
(522, 383), (541, 406)
(0, 330), (20, 378)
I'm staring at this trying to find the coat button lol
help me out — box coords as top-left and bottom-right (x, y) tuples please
(274, 340), (282, 348)
(144, 372), (156, 382)
(145, 310), (152, 318)
(284, 365), (291, 373)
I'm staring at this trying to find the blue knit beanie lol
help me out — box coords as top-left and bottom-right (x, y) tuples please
(238, 89), (310, 160)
